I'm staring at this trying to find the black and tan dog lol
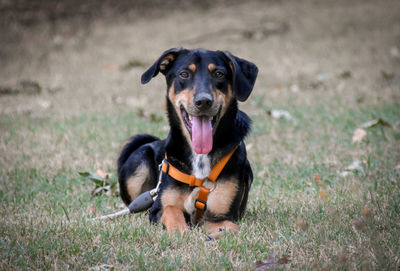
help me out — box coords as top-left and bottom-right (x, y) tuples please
(118, 47), (258, 238)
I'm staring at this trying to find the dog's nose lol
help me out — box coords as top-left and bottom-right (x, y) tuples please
(194, 92), (213, 110)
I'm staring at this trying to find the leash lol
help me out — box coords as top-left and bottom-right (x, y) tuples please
(88, 164), (163, 221)
(162, 146), (238, 223)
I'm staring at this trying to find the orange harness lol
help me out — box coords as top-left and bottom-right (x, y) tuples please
(161, 147), (237, 223)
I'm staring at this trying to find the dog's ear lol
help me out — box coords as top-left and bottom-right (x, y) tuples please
(220, 51), (258, 102)
(141, 47), (184, 84)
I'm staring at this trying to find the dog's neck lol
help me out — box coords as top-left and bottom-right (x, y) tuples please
(165, 99), (251, 175)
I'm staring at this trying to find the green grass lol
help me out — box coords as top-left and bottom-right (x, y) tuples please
(1, 98), (399, 270)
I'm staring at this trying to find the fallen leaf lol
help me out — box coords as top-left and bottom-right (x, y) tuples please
(96, 169), (112, 179)
(89, 264), (115, 271)
(290, 84), (299, 92)
(256, 251), (290, 270)
(315, 173), (322, 187)
(381, 70), (395, 81)
(37, 100), (51, 109)
(92, 186), (110, 197)
(79, 171), (119, 197)
(352, 128), (367, 143)
(0, 80), (42, 95)
(120, 58), (145, 71)
(255, 252), (276, 271)
(361, 118), (392, 129)
(339, 171), (350, 177)
(277, 256), (290, 264)
(339, 71), (352, 79)
(361, 206), (371, 217)
(268, 109), (293, 120)
(103, 64), (119, 70)
(316, 73), (330, 81)
(78, 171), (105, 186)
(340, 160), (364, 177)
(89, 205), (97, 216)
(390, 46), (399, 57)
(319, 190), (327, 199)
(346, 160), (363, 172)
(150, 113), (163, 123)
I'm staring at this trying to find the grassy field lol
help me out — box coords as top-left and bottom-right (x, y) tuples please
(1, 0), (399, 270)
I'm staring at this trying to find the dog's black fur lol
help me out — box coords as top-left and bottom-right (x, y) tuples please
(118, 47), (258, 236)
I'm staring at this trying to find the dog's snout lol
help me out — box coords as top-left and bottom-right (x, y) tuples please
(194, 92), (213, 110)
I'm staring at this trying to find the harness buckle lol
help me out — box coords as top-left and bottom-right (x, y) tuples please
(194, 198), (207, 211)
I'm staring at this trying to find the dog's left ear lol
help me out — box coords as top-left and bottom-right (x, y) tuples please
(220, 51), (258, 102)
(141, 47), (184, 84)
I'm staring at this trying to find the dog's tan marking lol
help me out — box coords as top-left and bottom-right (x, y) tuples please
(161, 188), (190, 211)
(188, 64), (196, 72)
(168, 86), (194, 146)
(162, 206), (189, 234)
(208, 63), (216, 72)
(205, 220), (240, 239)
(159, 54), (175, 71)
(207, 180), (238, 215)
(175, 89), (193, 108)
(214, 85), (233, 124)
(126, 163), (149, 200)
(215, 89), (226, 106)
(168, 84), (176, 103)
(224, 85), (233, 106)
(215, 85), (232, 108)
(228, 61), (234, 72)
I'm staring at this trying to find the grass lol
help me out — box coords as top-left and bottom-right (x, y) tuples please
(1, 96), (399, 270)
(1, 0), (400, 270)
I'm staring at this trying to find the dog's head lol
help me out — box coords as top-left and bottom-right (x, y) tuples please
(141, 47), (258, 154)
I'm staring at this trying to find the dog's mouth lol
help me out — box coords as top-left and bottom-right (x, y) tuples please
(180, 105), (221, 154)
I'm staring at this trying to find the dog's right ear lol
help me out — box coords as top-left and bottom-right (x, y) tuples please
(141, 47), (184, 84)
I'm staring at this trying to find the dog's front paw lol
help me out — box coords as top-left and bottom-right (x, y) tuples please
(161, 206), (189, 234)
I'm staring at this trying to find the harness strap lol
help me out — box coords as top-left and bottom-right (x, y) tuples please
(161, 146), (238, 223)
(161, 161), (204, 187)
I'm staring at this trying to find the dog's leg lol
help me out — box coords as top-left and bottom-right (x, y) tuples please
(161, 206), (189, 234)
(205, 220), (240, 239)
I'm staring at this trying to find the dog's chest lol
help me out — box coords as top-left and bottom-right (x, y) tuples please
(182, 153), (211, 222)
(181, 153), (238, 223)
(191, 153), (211, 179)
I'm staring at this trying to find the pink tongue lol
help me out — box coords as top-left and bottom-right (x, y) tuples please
(192, 116), (213, 154)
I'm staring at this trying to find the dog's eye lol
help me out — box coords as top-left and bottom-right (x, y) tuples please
(214, 71), (225, 78)
(179, 71), (190, 79)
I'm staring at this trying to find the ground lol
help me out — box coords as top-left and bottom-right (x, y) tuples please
(0, 0), (399, 270)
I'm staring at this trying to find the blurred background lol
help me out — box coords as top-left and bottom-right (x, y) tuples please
(1, 0), (399, 167)
(0, 0), (399, 168)
(0, 1), (399, 269)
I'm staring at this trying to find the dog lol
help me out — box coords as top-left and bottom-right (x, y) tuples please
(117, 47), (258, 238)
